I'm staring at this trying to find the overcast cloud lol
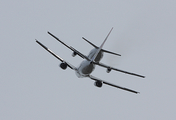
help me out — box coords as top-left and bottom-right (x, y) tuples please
(1, 0), (176, 120)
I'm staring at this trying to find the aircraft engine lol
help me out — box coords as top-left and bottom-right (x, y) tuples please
(106, 68), (111, 73)
(72, 51), (77, 57)
(60, 62), (67, 70)
(94, 81), (103, 87)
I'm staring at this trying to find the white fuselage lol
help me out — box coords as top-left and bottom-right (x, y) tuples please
(76, 48), (103, 78)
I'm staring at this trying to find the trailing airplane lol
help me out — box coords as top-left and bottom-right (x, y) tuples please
(36, 28), (145, 94)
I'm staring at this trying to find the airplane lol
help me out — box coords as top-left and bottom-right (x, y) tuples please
(36, 28), (145, 94)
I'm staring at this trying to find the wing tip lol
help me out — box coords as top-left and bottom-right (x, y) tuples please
(141, 76), (145, 78)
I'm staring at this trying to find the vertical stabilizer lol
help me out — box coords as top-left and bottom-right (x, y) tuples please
(91, 28), (113, 62)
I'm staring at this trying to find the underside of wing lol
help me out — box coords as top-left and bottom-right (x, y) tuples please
(94, 62), (145, 78)
(48, 31), (90, 60)
(36, 40), (76, 70)
(88, 75), (139, 94)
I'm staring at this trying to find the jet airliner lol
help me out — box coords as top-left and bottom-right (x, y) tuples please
(36, 28), (145, 94)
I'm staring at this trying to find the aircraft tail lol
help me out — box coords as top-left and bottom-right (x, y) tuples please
(91, 28), (113, 62)
(101, 49), (121, 56)
(82, 28), (121, 57)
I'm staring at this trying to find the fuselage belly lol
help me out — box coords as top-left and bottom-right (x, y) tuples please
(76, 48), (103, 78)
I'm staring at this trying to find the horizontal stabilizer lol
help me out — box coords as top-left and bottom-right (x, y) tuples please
(82, 37), (121, 56)
(82, 37), (98, 48)
(101, 49), (121, 56)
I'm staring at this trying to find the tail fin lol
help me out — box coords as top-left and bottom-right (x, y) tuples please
(82, 28), (121, 57)
(91, 28), (113, 62)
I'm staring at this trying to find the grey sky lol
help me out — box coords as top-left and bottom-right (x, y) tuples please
(1, 0), (176, 119)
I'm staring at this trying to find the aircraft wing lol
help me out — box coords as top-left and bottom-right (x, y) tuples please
(94, 62), (145, 78)
(36, 40), (76, 70)
(88, 75), (139, 94)
(47, 31), (90, 61)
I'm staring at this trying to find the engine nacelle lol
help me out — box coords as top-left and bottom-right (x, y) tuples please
(94, 81), (103, 88)
(60, 62), (67, 70)
(72, 51), (77, 57)
(106, 68), (111, 73)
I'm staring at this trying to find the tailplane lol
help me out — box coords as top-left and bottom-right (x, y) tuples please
(82, 37), (98, 48)
(82, 28), (121, 58)
(101, 49), (121, 56)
